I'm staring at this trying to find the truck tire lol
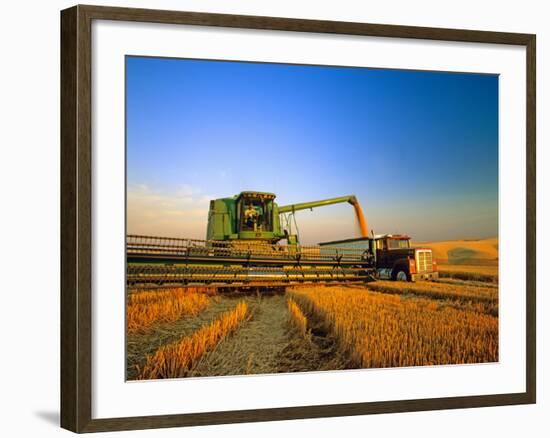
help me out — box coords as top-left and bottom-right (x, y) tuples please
(392, 265), (411, 282)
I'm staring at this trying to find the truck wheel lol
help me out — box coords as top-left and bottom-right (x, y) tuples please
(396, 270), (408, 281)
(392, 267), (411, 282)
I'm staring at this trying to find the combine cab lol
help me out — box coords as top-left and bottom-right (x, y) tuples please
(319, 234), (438, 282)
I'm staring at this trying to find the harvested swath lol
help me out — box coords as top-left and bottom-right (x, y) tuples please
(287, 298), (308, 337)
(289, 287), (498, 368)
(127, 289), (210, 333)
(366, 281), (497, 316)
(136, 301), (248, 379)
(126, 297), (240, 380)
(188, 294), (350, 377)
(368, 280), (497, 302)
(438, 264), (498, 275)
(439, 270), (498, 283)
(435, 277), (499, 289)
(190, 295), (294, 377)
(438, 265), (498, 283)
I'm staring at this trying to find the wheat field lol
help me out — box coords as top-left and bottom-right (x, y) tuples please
(366, 280), (498, 315)
(136, 301), (248, 379)
(127, 263), (499, 378)
(289, 286), (498, 368)
(127, 288), (211, 333)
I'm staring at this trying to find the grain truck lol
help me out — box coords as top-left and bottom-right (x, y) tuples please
(319, 234), (438, 282)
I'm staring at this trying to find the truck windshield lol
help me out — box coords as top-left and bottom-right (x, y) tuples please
(387, 239), (410, 249)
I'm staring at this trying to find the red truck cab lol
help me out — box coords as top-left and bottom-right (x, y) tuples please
(373, 234), (438, 281)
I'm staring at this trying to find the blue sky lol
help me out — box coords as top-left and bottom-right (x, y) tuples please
(126, 56), (498, 243)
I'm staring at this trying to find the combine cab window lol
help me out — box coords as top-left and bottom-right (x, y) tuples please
(239, 197), (273, 232)
(387, 239), (410, 249)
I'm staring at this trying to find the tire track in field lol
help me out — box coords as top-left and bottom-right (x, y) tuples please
(188, 294), (290, 377)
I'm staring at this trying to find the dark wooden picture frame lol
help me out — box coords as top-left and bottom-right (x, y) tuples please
(61, 4), (536, 433)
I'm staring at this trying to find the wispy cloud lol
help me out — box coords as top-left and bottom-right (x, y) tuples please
(127, 184), (211, 238)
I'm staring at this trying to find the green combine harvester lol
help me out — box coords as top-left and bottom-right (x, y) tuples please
(127, 191), (375, 287)
(206, 191), (366, 245)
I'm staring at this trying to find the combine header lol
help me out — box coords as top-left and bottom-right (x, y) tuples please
(127, 191), (375, 287)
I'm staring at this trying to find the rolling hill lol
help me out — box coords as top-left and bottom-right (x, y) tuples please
(413, 237), (498, 265)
